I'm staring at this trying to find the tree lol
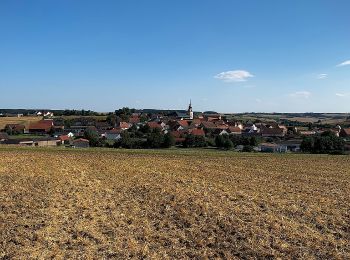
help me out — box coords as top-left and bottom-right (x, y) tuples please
(243, 145), (254, 152)
(223, 139), (234, 150)
(84, 128), (100, 147)
(183, 134), (195, 148)
(162, 133), (175, 148)
(146, 129), (164, 148)
(48, 126), (55, 136)
(106, 114), (117, 127)
(119, 131), (132, 148)
(301, 137), (314, 152)
(215, 135), (226, 148)
(139, 124), (151, 134)
(4, 125), (13, 135)
(184, 135), (207, 148)
(301, 131), (345, 154)
(249, 136), (259, 146)
(140, 114), (149, 122)
(128, 124), (138, 133)
(115, 107), (135, 122)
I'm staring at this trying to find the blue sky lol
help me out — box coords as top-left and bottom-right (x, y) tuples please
(0, 0), (349, 113)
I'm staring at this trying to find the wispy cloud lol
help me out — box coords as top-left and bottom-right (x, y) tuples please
(255, 98), (262, 103)
(317, 73), (327, 79)
(336, 93), (350, 97)
(215, 70), (254, 82)
(289, 91), (311, 99)
(336, 60), (350, 67)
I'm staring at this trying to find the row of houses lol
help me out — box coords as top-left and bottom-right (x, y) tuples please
(3, 116), (350, 140)
(1, 102), (350, 152)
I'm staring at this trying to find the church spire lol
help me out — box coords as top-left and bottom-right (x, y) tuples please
(188, 99), (193, 119)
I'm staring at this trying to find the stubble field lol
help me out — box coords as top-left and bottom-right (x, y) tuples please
(0, 147), (349, 259)
(0, 117), (40, 130)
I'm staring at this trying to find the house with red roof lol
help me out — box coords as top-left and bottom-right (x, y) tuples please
(188, 128), (205, 136)
(73, 138), (90, 148)
(58, 135), (71, 144)
(227, 126), (242, 135)
(200, 121), (217, 130)
(129, 116), (140, 124)
(28, 120), (54, 134)
(147, 121), (164, 130)
(119, 122), (131, 130)
(340, 128), (350, 138)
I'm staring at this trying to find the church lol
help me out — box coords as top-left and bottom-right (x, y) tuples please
(170, 100), (194, 120)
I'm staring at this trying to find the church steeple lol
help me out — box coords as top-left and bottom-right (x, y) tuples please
(188, 99), (193, 120)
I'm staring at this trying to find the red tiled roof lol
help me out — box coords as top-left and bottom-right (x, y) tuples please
(216, 124), (229, 130)
(177, 120), (189, 127)
(170, 131), (181, 138)
(201, 121), (217, 129)
(129, 117), (140, 124)
(147, 122), (162, 129)
(119, 122), (130, 129)
(29, 120), (53, 131)
(74, 138), (89, 142)
(260, 127), (285, 136)
(207, 116), (220, 121)
(214, 120), (225, 125)
(59, 135), (70, 141)
(191, 119), (202, 125)
(170, 130), (186, 138)
(189, 128), (205, 136)
(175, 137), (186, 143)
(228, 126), (242, 133)
(341, 128), (350, 136)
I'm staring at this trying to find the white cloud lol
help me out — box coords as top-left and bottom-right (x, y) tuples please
(317, 73), (327, 79)
(336, 60), (350, 67)
(214, 70), (254, 82)
(255, 98), (262, 103)
(289, 91), (311, 99)
(336, 93), (350, 97)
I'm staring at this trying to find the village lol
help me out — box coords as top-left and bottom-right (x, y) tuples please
(1, 102), (350, 153)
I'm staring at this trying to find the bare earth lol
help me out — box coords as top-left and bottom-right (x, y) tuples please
(0, 148), (349, 259)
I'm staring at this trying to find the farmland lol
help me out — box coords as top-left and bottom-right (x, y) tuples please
(0, 148), (349, 259)
(0, 116), (40, 130)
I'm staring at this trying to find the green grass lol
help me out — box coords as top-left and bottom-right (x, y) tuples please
(8, 134), (48, 139)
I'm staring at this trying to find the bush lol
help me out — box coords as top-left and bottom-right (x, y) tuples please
(184, 135), (207, 148)
(215, 135), (226, 148)
(215, 134), (235, 150)
(223, 139), (234, 150)
(84, 128), (101, 147)
(206, 138), (216, 147)
(243, 145), (254, 152)
(162, 133), (175, 148)
(145, 129), (164, 148)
